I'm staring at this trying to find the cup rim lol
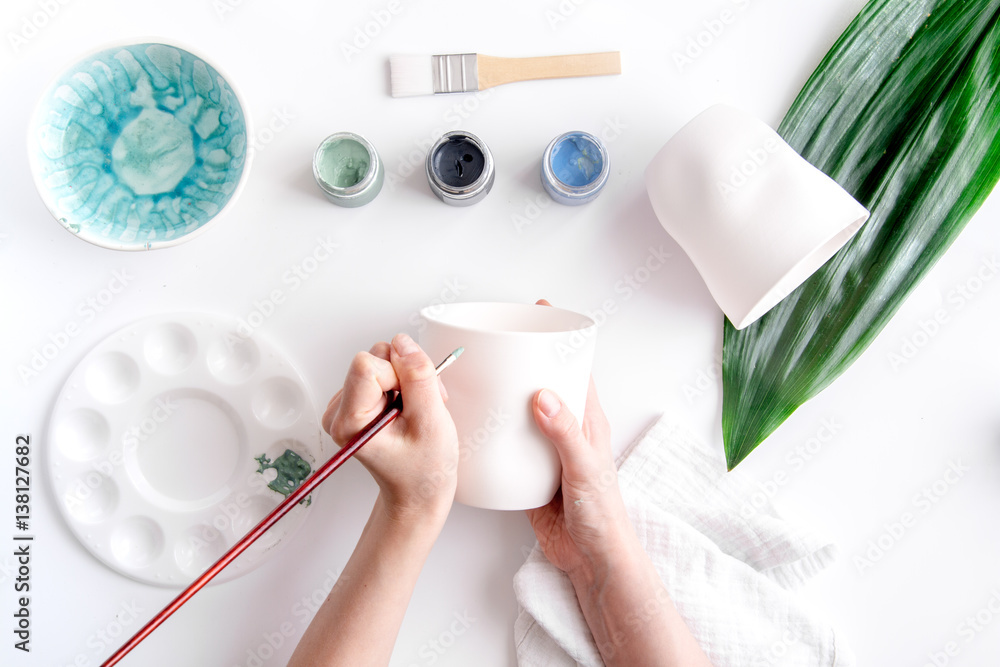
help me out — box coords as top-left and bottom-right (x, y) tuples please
(419, 302), (596, 336)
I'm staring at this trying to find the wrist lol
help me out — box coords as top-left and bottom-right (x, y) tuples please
(566, 521), (644, 592)
(373, 492), (452, 541)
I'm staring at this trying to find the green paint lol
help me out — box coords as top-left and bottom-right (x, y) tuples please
(255, 449), (312, 505)
(112, 108), (196, 195)
(317, 138), (370, 189)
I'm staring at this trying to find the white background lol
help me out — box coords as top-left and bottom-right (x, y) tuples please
(1, 0), (998, 665)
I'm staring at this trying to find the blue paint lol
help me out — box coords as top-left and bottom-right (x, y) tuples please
(541, 131), (610, 206)
(549, 134), (603, 187)
(29, 43), (249, 249)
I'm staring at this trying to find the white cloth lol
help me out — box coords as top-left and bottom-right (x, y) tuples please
(513, 415), (853, 666)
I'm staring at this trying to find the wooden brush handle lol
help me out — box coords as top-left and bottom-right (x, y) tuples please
(477, 51), (621, 90)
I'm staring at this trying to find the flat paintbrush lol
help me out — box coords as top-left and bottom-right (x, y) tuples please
(101, 347), (464, 666)
(390, 51), (621, 97)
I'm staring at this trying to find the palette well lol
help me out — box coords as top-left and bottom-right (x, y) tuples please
(46, 314), (324, 586)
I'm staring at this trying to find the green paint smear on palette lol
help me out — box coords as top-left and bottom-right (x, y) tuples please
(255, 449), (312, 506)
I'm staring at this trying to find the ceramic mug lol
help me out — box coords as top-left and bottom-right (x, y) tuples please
(645, 104), (870, 329)
(418, 302), (596, 510)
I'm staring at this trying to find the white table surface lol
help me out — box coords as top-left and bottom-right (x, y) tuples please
(1, 0), (998, 665)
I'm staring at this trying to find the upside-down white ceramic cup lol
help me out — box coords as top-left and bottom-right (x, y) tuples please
(645, 104), (870, 329)
(418, 302), (596, 510)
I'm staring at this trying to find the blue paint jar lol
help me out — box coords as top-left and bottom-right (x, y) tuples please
(541, 131), (610, 205)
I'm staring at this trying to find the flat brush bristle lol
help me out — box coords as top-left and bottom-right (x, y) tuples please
(389, 55), (434, 97)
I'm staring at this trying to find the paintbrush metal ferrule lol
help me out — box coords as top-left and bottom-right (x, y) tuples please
(433, 54), (479, 94)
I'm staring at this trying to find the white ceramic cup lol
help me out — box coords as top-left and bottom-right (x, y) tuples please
(645, 104), (870, 329)
(418, 302), (596, 510)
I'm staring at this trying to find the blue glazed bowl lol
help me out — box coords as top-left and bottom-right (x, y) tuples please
(28, 42), (252, 251)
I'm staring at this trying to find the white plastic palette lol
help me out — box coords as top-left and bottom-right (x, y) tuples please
(47, 314), (325, 586)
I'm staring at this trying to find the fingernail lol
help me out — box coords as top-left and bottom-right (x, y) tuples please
(537, 389), (561, 418)
(392, 333), (418, 355)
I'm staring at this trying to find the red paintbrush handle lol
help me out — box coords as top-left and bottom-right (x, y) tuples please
(101, 392), (404, 667)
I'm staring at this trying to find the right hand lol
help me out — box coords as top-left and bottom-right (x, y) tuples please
(322, 334), (459, 524)
(526, 380), (635, 579)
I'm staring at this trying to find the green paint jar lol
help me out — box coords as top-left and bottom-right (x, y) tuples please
(312, 132), (384, 207)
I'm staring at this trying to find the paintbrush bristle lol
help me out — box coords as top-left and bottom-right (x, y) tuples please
(390, 55), (435, 97)
(453, 346), (464, 358)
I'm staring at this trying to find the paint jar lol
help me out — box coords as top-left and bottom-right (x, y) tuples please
(541, 130), (610, 205)
(313, 132), (384, 207)
(425, 130), (495, 206)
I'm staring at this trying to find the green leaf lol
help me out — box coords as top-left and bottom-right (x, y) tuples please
(722, 0), (1000, 470)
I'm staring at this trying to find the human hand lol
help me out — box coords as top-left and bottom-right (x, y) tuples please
(526, 380), (637, 580)
(322, 333), (459, 523)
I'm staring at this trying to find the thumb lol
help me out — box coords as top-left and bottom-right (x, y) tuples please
(533, 389), (592, 479)
(389, 333), (442, 419)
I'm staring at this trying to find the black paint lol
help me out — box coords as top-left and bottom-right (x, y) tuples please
(431, 136), (485, 188)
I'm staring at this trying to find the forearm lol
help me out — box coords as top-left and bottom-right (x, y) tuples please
(569, 535), (712, 667)
(288, 496), (445, 666)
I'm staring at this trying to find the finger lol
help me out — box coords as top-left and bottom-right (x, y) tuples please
(580, 378), (611, 448)
(368, 341), (391, 360)
(532, 388), (597, 480)
(329, 351), (399, 443)
(322, 389), (343, 435)
(535, 298), (552, 307)
(389, 333), (443, 421)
